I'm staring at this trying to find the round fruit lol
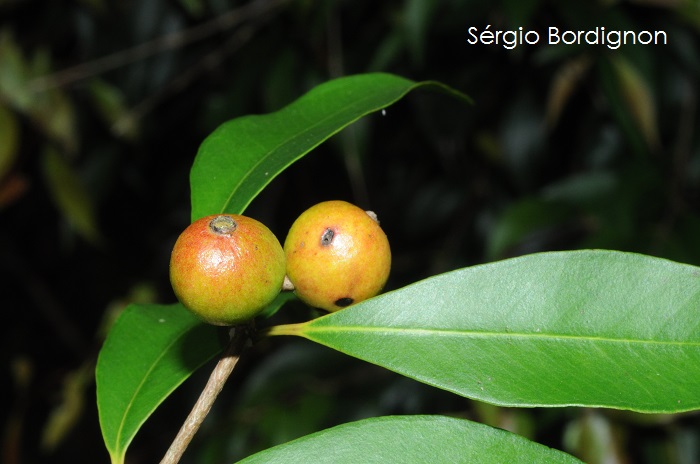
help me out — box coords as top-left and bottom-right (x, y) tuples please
(169, 214), (286, 326)
(284, 200), (391, 312)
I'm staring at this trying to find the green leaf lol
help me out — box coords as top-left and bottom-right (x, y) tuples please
(40, 146), (101, 244)
(0, 30), (34, 111)
(96, 290), (294, 462)
(87, 78), (138, 140)
(96, 303), (221, 464)
(237, 415), (582, 463)
(0, 33), (78, 153)
(258, 290), (298, 319)
(190, 72), (470, 221)
(598, 57), (649, 157)
(269, 250), (700, 413)
(610, 56), (659, 150)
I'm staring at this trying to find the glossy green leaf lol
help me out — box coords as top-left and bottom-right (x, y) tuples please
(269, 250), (700, 413)
(237, 415), (582, 463)
(190, 72), (470, 221)
(96, 303), (221, 464)
(96, 290), (294, 463)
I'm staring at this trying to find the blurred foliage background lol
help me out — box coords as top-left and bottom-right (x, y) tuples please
(2, 0), (700, 462)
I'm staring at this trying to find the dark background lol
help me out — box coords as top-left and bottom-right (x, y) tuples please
(2, 0), (700, 462)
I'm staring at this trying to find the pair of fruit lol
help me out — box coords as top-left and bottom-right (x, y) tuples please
(169, 201), (391, 326)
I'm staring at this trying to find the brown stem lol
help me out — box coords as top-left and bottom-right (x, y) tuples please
(160, 326), (250, 464)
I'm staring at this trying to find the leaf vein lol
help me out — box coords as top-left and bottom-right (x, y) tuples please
(303, 325), (700, 346)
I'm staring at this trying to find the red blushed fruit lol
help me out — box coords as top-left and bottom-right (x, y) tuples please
(283, 200), (391, 312)
(169, 214), (286, 326)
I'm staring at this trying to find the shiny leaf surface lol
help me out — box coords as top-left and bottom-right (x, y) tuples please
(270, 250), (700, 413)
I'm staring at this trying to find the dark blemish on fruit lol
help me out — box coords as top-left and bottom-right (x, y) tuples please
(321, 228), (335, 246)
(334, 297), (354, 307)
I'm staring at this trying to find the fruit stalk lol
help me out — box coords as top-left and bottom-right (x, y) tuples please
(160, 326), (250, 464)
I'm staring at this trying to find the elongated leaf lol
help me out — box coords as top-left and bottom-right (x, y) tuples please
(97, 291), (294, 463)
(96, 303), (221, 464)
(238, 415), (582, 463)
(269, 250), (700, 413)
(87, 78), (138, 140)
(545, 56), (591, 128)
(598, 58), (647, 157)
(611, 56), (659, 150)
(190, 72), (470, 221)
(41, 146), (101, 244)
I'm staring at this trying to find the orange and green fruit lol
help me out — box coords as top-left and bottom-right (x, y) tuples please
(169, 214), (286, 325)
(284, 200), (391, 312)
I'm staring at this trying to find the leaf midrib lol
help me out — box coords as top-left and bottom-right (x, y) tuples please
(303, 325), (700, 346)
(113, 327), (191, 455)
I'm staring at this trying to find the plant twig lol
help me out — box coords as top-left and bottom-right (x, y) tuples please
(29, 0), (289, 91)
(160, 325), (250, 464)
(111, 21), (257, 136)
